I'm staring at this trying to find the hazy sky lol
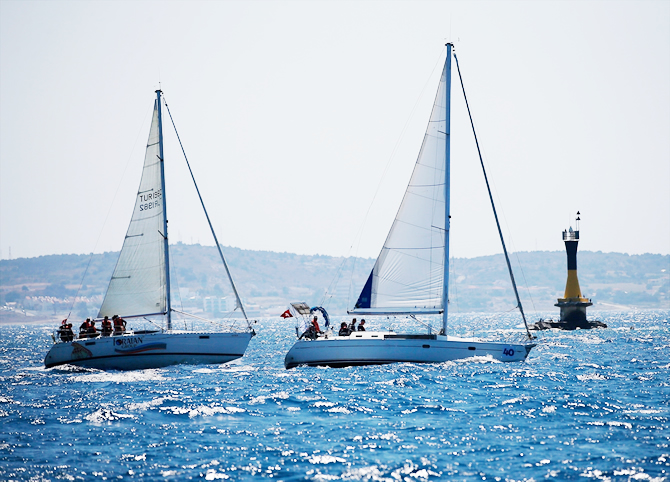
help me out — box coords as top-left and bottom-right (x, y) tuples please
(1, 0), (668, 262)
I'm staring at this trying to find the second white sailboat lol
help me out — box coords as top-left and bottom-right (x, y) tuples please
(285, 44), (535, 369)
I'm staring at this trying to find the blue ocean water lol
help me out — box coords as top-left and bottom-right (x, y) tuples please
(1, 310), (668, 481)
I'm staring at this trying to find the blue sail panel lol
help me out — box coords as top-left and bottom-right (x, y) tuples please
(354, 270), (374, 309)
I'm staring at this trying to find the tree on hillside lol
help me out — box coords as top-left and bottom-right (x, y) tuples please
(42, 283), (74, 298)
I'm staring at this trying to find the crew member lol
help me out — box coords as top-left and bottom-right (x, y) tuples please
(113, 315), (126, 335)
(101, 316), (113, 336)
(79, 318), (92, 339)
(311, 316), (322, 336)
(299, 323), (317, 340)
(358, 319), (366, 331)
(338, 322), (350, 336)
(58, 320), (74, 342)
(87, 319), (98, 338)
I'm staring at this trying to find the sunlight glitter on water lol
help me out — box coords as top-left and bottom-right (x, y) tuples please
(0, 310), (668, 480)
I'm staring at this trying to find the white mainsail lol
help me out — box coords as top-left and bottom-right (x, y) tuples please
(98, 101), (167, 318)
(353, 61), (448, 314)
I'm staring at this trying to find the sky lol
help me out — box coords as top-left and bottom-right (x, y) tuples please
(1, 0), (669, 262)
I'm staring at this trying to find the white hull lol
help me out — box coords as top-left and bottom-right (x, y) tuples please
(45, 331), (253, 370)
(284, 331), (534, 369)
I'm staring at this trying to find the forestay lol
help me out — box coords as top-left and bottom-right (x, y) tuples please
(352, 61), (448, 315)
(98, 101), (167, 318)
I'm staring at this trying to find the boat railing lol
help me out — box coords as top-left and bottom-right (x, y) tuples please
(51, 330), (141, 343)
(409, 314), (434, 334)
(562, 230), (579, 241)
(52, 324), (250, 343)
(500, 329), (537, 345)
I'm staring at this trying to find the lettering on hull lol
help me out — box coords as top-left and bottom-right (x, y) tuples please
(114, 342), (167, 354)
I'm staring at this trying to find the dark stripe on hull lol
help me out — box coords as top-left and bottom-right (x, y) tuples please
(45, 352), (245, 370)
(286, 359), (398, 369)
(285, 353), (529, 369)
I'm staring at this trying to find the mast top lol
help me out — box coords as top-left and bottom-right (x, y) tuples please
(576, 211), (581, 232)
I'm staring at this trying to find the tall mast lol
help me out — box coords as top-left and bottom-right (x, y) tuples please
(442, 43), (453, 336)
(156, 89), (172, 330)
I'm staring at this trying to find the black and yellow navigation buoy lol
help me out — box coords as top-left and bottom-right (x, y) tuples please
(531, 212), (607, 330)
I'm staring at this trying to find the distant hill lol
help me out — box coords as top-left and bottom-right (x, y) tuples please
(0, 244), (374, 320)
(0, 244), (667, 322)
(447, 251), (669, 313)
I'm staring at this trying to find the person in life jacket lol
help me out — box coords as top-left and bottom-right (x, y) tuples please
(79, 318), (92, 339)
(297, 317), (320, 341)
(112, 315), (126, 335)
(58, 319), (74, 342)
(311, 316), (323, 336)
(87, 319), (99, 338)
(101, 316), (113, 336)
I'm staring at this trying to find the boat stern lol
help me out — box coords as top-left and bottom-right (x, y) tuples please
(284, 343), (298, 369)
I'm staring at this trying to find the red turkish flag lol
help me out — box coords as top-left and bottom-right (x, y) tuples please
(280, 309), (293, 319)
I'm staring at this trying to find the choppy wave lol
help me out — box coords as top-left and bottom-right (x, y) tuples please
(0, 310), (668, 480)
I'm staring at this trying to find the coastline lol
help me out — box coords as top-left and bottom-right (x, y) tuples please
(0, 311), (59, 326)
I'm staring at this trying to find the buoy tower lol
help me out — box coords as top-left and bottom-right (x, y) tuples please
(530, 212), (606, 330)
(554, 213), (593, 325)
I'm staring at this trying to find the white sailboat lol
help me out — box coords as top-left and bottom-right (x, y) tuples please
(45, 90), (254, 370)
(284, 44), (535, 369)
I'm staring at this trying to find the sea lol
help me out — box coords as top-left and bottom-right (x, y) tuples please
(1, 310), (668, 481)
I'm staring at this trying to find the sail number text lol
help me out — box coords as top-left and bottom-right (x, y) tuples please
(138, 190), (162, 211)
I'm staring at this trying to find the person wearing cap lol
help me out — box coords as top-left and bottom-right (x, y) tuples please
(113, 315), (126, 335)
(358, 319), (366, 331)
(87, 319), (99, 338)
(58, 319), (74, 342)
(299, 321), (316, 340)
(79, 318), (92, 339)
(338, 322), (350, 336)
(101, 316), (113, 336)
(311, 316), (323, 336)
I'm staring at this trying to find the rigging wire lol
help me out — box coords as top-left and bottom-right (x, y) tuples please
(65, 255), (96, 321)
(445, 51), (539, 327)
(452, 50), (534, 340)
(346, 46), (448, 307)
(514, 251), (538, 313)
(487, 171), (538, 315)
(448, 256), (459, 313)
(160, 93), (253, 332)
(166, 244), (187, 330)
(65, 104), (153, 321)
(319, 256), (350, 308)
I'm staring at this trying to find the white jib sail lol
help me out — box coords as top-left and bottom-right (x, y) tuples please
(98, 101), (167, 318)
(356, 61), (448, 313)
